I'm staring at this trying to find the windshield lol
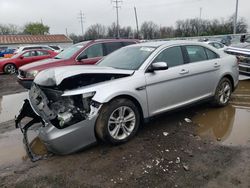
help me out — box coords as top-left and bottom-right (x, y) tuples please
(98, 46), (156, 70)
(54, 42), (88, 59)
(11, 51), (23, 59)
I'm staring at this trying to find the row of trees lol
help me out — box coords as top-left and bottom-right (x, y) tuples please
(69, 16), (248, 43)
(0, 16), (248, 43)
(0, 22), (49, 35)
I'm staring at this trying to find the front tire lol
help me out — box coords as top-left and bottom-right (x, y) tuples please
(4, 64), (16, 74)
(213, 77), (232, 107)
(95, 98), (140, 145)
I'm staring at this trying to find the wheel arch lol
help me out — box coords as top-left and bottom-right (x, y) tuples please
(222, 74), (235, 91)
(107, 94), (145, 123)
(3, 63), (17, 73)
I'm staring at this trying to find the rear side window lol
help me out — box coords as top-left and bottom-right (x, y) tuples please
(22, 51), (36, 57)
(153, 46), (184, 68)
(185, 45), (207, 63)
(205, 48), (219, 60)
(104, 42), (123, 55)
(82, 43), (104, 58)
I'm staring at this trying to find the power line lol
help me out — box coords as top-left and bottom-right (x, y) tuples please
(78, 10), (85, 37)
(112, 0), (122, 38)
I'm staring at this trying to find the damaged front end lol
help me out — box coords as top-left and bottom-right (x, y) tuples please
(15, 66), (133, 160)
(16, 83), (102, 161)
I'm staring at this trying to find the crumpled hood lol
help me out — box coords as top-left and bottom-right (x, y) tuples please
(34, 65), (134, 86)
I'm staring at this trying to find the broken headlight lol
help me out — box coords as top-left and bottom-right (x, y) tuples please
(82, 91), (96, 98)
(26, 70), (39, 78)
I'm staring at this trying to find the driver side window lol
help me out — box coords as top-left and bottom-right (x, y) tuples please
(153, 46), (184, 68)
(80, 43), (104, 59)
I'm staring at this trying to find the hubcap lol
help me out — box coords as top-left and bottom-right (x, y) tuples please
(5, 65), (16, 74)
(218, 82), (231, 104)
(108, 106), (136, 140)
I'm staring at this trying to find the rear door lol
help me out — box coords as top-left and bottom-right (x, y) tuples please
(34, 50), (51, 61)
(103, 42), (123, 56)
(182, 45), (221, 98)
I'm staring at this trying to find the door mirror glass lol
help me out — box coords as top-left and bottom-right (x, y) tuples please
(149, 62), (168, 72)
(77, 54), (88, 61)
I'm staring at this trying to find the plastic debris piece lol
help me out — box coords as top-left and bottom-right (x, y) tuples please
(184, 118), (192, 123)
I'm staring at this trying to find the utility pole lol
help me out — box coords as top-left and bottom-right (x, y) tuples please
(78, 10), (85, 37)
(134, 6), (139, 39)
(65, 28), (68, 36)
(233, 0), (239, 34)
(199, 7), (202, 20)
(112, 0), (122, 38)
(198, 7), (202, 36)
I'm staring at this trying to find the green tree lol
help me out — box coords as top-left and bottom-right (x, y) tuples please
(23, 22), (49, 35)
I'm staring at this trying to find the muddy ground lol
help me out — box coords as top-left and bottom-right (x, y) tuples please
(0, 75), (250, 188)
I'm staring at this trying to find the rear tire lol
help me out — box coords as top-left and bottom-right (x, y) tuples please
(95, 98), (140, 145)
(213, 77), (232, 107)
(4, 64), (16, 74)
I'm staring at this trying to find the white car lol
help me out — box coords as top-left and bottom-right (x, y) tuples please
(204, 41), (227, 51)
(14, 45), (60, 54)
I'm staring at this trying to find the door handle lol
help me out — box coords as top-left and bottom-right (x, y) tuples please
(214, 63), (220, 68)
(179, 69), (189, 75)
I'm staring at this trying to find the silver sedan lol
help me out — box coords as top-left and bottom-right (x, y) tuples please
(17, 40), (239, 156)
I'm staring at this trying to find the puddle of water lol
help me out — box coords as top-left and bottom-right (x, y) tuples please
(0, 92), (28, 123)
(0, 129), (48, 168)
(193, 81), (250, 147)
(0, 129), (26, 167)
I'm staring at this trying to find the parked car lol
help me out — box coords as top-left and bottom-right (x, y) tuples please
(49, 45), (63, 52)
(0, 49), (57, 74)
(16, 40), (238, 158)
(225, 40), (250, 76)
(204, 41), (227, 51)
(14, 45), (60, 54)
(0, 48), (15, 58)
(17, 39), (138, 89)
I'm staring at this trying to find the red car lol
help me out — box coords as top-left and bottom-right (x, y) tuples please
(0, 49), (57, 74)
(18, 39), (138, 89)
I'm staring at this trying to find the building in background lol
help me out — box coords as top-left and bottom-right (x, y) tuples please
(0, 34), (73, 50)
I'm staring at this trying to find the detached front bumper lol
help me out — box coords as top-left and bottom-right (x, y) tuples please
(38, 115), (98, 154)
(16, 99), (99, 159)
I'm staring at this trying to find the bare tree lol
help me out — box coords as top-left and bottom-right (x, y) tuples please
(140, 21), (160, 39)
(0, 24), (20, 35)
(84, 24), (107, 40)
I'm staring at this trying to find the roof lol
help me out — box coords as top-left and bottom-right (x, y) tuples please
(0, 34), (72, 45)
(134, 40), (211, 48)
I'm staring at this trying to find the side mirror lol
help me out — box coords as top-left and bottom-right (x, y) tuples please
(148, 62), (168, 72)
(77, 54), (88, 61)
(19, 55), (24, 59)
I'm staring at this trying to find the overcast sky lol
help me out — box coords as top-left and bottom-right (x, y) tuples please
(0, 0), (249, 35)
